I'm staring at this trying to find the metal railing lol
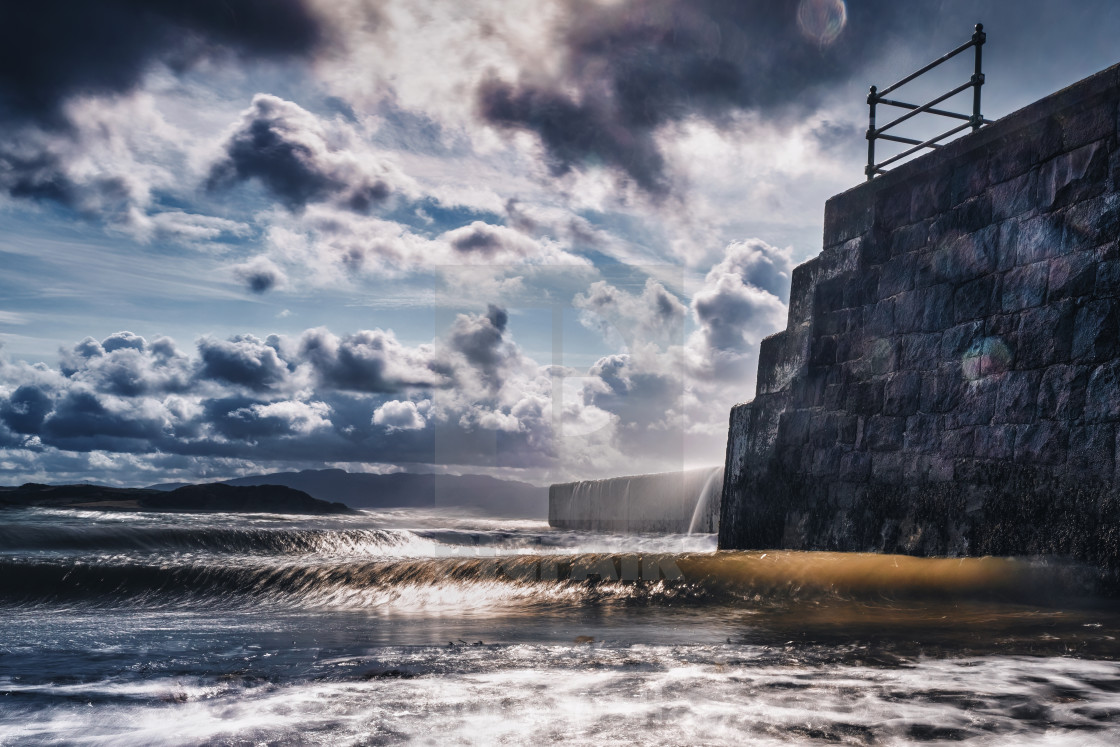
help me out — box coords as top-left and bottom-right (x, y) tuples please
(866, 24), (992, 180)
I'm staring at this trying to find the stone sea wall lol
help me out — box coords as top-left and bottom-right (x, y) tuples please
(550, 467), (722, 533)
(720, 62), (1120, 585)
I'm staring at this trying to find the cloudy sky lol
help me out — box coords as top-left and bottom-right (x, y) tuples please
(1, 0), (1119, 487)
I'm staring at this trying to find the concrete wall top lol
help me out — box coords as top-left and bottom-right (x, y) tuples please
(823, 62), (1120, 248)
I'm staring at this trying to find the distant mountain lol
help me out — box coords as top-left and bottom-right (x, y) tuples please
(150, 469), (548, 518)
(0, 482), (351, 515)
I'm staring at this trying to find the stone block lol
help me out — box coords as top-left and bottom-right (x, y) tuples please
(941, 320), (984, 359)
(777, 441), (806, 473)
(756, 328), (808, 396)
(883, 371), (921, 417)
(844, 356), (872, 382)
(923, 284), (955, 332)
(954, 273), (1001, 322)
(953, 195), (995, 234)
(1012, 214), (1064, 266)
(845, 380), (885, 415)
(1096, 259), (1120, 298)
(1017, 302), (1077, 368)
(990, 170), (1037, 221)
(1062, 193), (1120, 254)
(1069, 423), (1116, 478)
(1072, 300), (1120, 363)
(794, 370), (829, 408)
(860, 227), (892, 266)
(823, 383), (847, 411)
(988, 129), (1039, 184)
(878, 254), (915, 297)
(837, 415), (859, 444)
(941, 427), (975, 457)
(1038, 140), (1109, 211)
(865, 415), (905, 451)
(1060, 94), (1118, 150)
(1037, 364), (1090, 421)
(823, 191), (873, 246)
(835, 333), (860, 364)
(843, 271), (880, 308)
(948, 377), (999, 428)
(808, 335), (837, 368)
(927, 456), (955, 482)
(1047, 250), (1098, 301)
(903, 453), (932, 483)
(817, 308), (850, 337)
(866, 298), (895, 336)
(921, 227), (999, 285)
(904, 413), (942, 451)
(1015, 421), (1069, 465)
(1037, 114), (1066, 164)
(808, 413), (839, 448)
(776, 410), (812, 447)
(995, 220), (1019, 272)
(909, 169), (952, 221)
(1001, 262), (1049, 312)
(810, 448), (841, 477)
(787, 258), (822, 326)
(814, 275), (849, 314)
(867, 338), (898, 376)
(950, 157), (991, 207)
(920, 365), (964, 413)
(898, 333), (942, 370)
(871, 452), (907, 484)
(876, 182), (914, 231)
(973, 425), (1017, 460)
(1085, 360), (1120, 422)
(890, 221), (930, 258)
(893, 289), (924, 333)
(993, 370), (1043, 424)
(839, 451), (871, 482)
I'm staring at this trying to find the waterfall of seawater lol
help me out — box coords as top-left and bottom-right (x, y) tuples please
(688, 466), (724, 534)
(549, 466), (725, 532)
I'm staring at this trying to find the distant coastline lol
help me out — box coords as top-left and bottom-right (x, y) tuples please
(0, 482), (352, 515)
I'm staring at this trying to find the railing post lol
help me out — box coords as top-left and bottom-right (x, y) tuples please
(866, 86), (878, 181)
(970, 23), (985, 132)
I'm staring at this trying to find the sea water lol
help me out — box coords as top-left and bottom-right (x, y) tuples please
(2, 506), (1120, 745)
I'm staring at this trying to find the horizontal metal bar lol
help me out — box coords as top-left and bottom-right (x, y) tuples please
(875, 132), (944, 148)
(875, 80), (975, 136)
(875, 121), (972, 170)
(877, 38), (978, 97)
(876, 97), (973, 122)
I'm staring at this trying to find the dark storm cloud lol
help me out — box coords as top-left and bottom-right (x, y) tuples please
(298, 328), (443, 393)
(101, 331), (146, 353)
(197, 335), (291, 391)
(448, 305), (512, 385)
(0, 385), (53, 435)
(0, 0), (325, 125)
(41, 390), (165, 446)
(205, 397), (299, 440)
(479, 0), (910, 194)
(450, 225), (505, 256)
(207, 95), (394, 212)
(0, 315), (577, 476)
(58, 333), (193, 396)
(0, 147), (137, 216)
(234, 258), (286, 294)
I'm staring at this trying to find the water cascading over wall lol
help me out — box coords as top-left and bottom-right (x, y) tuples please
(720, 62), (1120, 586)
(550, 467), (722, 533)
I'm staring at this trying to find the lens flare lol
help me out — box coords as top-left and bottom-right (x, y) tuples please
(797, 0), (848, 46)
(962, 336), (1012, 381)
